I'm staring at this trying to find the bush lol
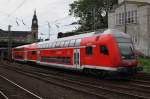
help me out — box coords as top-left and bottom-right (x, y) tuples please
(138, 58), (150, 73)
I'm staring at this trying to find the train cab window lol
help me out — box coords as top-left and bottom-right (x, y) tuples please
(75, 39), (81, 47)
(85, 46), (93, 55)
(100, 45), (109, 55)
(69, 40), (75, 47)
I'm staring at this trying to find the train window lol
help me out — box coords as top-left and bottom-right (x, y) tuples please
(64, 41), (69, 47)
(100, 45), (109, 55)
(44, 44), (46, 48)
(40, 44), (42, 48)
(75, 39), (81, 47)
(52, 42), (56, 48)
(69, 40), (75, 47)
(46, 43), (49, 48)
(51, 43), (54, 48)
(85, 46), (93, 55)
(31, 51), (36, 55)
(55, 42), (58, 48)
(42, 44), (44, 48)
(60, 41), (65, 47)
(48, 43), (52, 48)
(55, 42), (60, 48)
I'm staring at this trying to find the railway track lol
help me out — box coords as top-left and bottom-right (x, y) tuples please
(0, 74), (42, 99)
(0, 91), (8, 99)
(0, 62), (150, 99)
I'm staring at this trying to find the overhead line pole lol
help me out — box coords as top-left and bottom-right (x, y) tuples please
(124, 0), (127, 33)
(8, 25), (12, 62)
(48, 22), (51, 40)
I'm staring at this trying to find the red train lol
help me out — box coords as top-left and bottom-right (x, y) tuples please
(12, 29), (142, 76)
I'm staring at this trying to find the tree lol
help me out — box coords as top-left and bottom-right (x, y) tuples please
(69, 0), (118, 32)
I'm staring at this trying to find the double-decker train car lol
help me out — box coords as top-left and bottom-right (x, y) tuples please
(12, 29), (142, 75)
(12, 43), (37, 62)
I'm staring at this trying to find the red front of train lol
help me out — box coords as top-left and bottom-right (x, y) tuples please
(12, 29), (142, 75)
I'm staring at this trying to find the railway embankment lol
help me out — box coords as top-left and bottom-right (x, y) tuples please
(0, 61), (150, 99)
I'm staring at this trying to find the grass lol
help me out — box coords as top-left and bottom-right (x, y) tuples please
(138, 58), (150, 73)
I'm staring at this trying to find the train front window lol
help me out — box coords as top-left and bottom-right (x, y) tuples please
(118, 44), (135, 59)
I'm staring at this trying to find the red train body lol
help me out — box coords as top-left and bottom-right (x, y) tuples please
(12, 29), (142, 75)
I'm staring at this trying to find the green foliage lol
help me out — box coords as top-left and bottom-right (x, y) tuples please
(69, 0), (118, 32)
(139, 58), (150, 73)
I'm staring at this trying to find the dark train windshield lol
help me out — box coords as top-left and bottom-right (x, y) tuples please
(118, 43), (135, 59)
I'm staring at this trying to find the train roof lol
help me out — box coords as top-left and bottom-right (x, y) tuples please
(15, 43), (37, 49)
(103, 29), (130, 38)
(37, 31), (96, 45)
(37, 29), (130, 45)
(15, 44), (29, 49)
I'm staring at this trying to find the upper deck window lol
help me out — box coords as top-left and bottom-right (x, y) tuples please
(52, 42), (56, 48)
(60, 41), (65, 47)
(55, 42), (61, 48)
(75, 39), (81, 47)
(64, 41), (69, 47)
(69, 40), (76, 47)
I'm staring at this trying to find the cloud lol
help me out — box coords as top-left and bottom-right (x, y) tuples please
(0, 0), (77, 40)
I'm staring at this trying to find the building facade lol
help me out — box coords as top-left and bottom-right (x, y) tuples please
(0, 10), (38, 45)
(0, 11), (38, 58)
(108, 0), (150, 56)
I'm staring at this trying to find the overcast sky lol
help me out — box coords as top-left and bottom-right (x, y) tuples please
(0, 0), (78, 40)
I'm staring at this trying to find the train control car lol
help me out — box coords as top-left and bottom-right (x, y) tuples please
(12, 29), (142, 75)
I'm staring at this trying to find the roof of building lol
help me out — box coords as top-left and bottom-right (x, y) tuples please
(109, 1), (150, 13)
(0, 29), (31, 37)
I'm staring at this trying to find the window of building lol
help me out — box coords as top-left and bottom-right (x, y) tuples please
(85, 46), (93, 55)
(116, 10), (137, 25)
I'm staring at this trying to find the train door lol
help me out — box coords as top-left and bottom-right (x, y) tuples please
(74, 49), (80, 69)
(37, 49), (40, 63)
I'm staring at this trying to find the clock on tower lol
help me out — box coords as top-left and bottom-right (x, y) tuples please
(31, 10), (38, 29)
(31, 10), (38, 42)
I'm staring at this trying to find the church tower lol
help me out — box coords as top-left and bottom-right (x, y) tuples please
(31, 10), (38, 42)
